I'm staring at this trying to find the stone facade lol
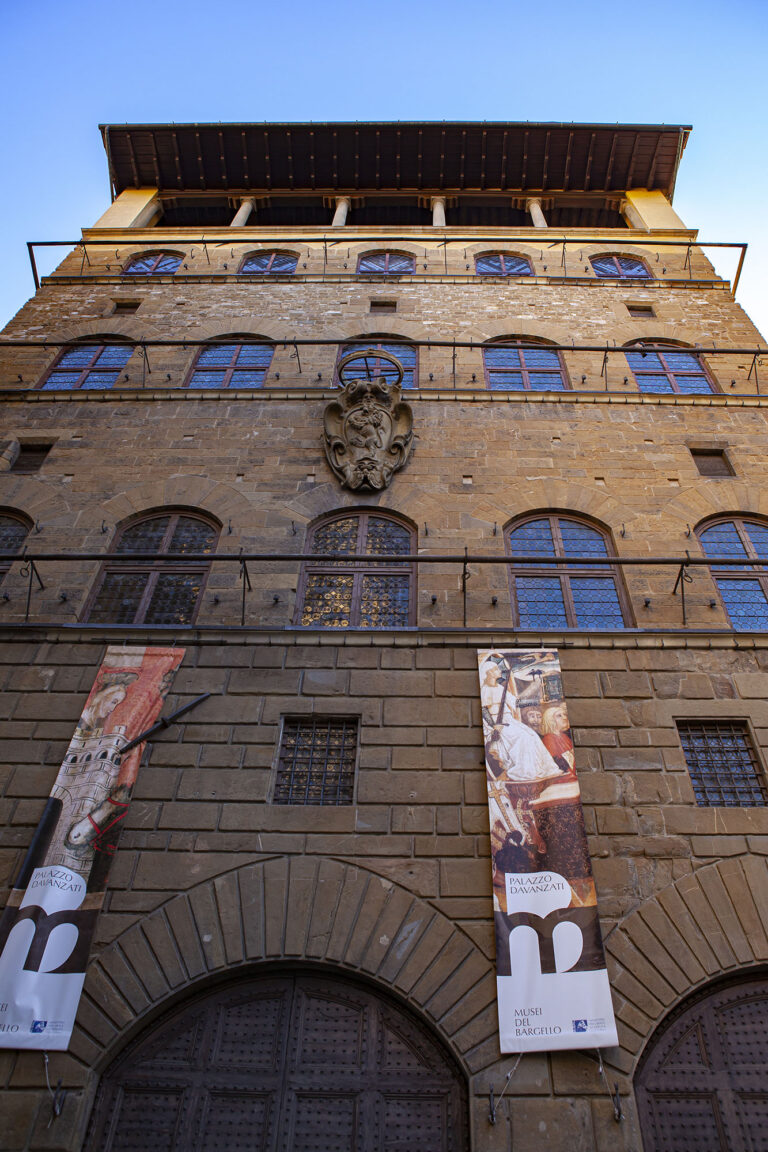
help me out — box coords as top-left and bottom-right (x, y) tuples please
(1, 122), (767, 1151)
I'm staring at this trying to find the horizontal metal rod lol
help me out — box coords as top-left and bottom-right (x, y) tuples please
(29, 236), (747, 251)
(1, 338), (765, 356)
(6, 551), (763, 568)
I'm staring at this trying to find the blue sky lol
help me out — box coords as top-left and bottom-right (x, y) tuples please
(1, 0), (766, 337)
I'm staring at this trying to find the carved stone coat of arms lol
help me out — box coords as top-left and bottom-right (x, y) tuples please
(323, 349), (414, 491)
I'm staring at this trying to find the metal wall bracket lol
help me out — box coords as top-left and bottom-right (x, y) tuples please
(488, 1052), (522, 1124)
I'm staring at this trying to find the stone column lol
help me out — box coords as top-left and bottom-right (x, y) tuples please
(230, 198), (256, 227)
(431, 197), (447, 227)
(526, 198), (548, 228)
(331, 197), (351, 227)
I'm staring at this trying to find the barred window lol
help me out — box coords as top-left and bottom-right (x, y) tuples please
(591, 254), (651, 279)
(122, 252), (182, 276)
(337, 339), (418, 389)
(186, 339), (274, 388)
(357, 251), (415, 275)
(85, 511), (218, 625)
(0, 513), (30, 580)
(625, 342), (715, 395)
(677, 721), (767, 806)
(297, 512), (415, 628)
(40, 343), (135, 390)
(698, 517), (768, 629)
(506, 514), (628, 629)
(273, 717), (358, 804)
(483, 339), (568, 391)
(239, 251), (298, 275)
(475, 252), (533, 277)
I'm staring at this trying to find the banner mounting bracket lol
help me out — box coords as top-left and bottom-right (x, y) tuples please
(488, 1052), (522, 1124)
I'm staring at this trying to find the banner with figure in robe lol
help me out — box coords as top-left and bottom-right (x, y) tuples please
(0, 645), (184, 1050)
(477, 648), (618, 1053)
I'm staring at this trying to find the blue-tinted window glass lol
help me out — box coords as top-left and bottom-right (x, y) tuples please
(716, 579), (768, 629)
(358, 252), (415, 274)
(123, 253), (181, 276)
(341, 343), (417, 389)
(240, 252), (298, 275)
(189, 343), (273, 387)
(42, 344), (132, 390)
(626, 346), (713, 395)
(559, 521), (609, 568)
(571, 578), (625, 628)
(745, 523), (768, 560)
(476, 253), (532, 276)
(700, 523), (749, 566)
(507, 519), (556, 559)
(484, 345), (565, 391)
(516, 577), (568, 628)
(591, 255), (650, 278)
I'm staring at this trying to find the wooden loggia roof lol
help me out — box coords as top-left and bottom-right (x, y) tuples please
(100, 121), (691, 200)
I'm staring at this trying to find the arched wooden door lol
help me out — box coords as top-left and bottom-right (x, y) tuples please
(635, 972), (768, 1151)
(84, 970), (469, 1152)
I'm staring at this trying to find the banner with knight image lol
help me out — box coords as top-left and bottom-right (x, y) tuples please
(478, 649), (618, 1053)
(0, 645), (184, 1050)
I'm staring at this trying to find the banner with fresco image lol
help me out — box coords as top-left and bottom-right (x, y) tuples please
(0, 645), (184, 1050)
(478, 648), (618, 1053)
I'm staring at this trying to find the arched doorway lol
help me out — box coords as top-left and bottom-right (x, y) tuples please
(84, 968), (469, 1152)
(635, 970), (768, 1151)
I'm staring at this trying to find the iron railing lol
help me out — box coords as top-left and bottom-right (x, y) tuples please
(1, 548), (764, 629)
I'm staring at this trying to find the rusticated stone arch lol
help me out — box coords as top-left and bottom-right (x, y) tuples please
(97, 477), (255, 541)
(76, 857), (497, 1077)
(183, 319), (291, 344)
(495, 480), (633, 535)
(665, 482), (768, 533)
(604, 855), (768, 1076)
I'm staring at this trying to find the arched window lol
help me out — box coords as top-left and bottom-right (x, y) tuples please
(186, 337), (274, 388)
(85, 511), (219, 626)
(0, 513), (30, 581)
(475, 253), (533, 277)
(122, 252), (182, 276)
(357, 251), (415, 275)
(239, 251), (298, 275)
(297, 512), (415, 628)
(590, 254), (651, 279)
(506, 514), (628, 629)
(336, 338), (418, 389)
(698, 517), (768, 629)
(483, 338), (568, 391)
(625, 342), (715, 394)
(40, 341), (135, 390)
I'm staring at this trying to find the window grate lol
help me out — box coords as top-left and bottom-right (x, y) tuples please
(274, 717), (358, 805)
(677, 721), (768, 807)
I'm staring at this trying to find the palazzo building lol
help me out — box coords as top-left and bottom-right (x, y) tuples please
(1, 120), (768, 1151)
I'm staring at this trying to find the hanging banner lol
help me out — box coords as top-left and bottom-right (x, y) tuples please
(0, 645), (184, 1050)
(478, 648), (618, 1053)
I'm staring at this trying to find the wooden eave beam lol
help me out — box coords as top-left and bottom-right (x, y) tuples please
(286, 130), (293, 189)
(647, 133), (664, 190)
(263, 130), (271, 190)
(626, 131), (640, 190)
(584, 132), (595, 192)
(522, 130), (529, 189)
(194, 129), (205, 189)
(500, 129), (509, 191)
(240, 130), (250, 187)
(218, 129), (228, 185)
(171, 131), (183, 189)
(542, 130), (551, 188)
(126, 133), (141, 188)
(605, 132), (618, 190)
(563, 130), (573, 191)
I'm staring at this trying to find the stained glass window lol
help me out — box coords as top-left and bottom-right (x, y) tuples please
(298, 512), (415, 628)
(0, 514), (30, 580)
(186, 341), (274, 388)
(338, 341), (418, 389)
(506, 515), (627, 629)
(591, 255), (651, 279)
(41, 344), (135, 390)
(625, 343), (714, 394)
(475, 253), (533, 277)
(677, 721), (767, 807)
(122, 253), (182, 276)
(86, 512), (218, 626)
(699, 518), (768, 629)
(239, 251), (298, 275)
(357, 252), (415, 275)
(274, 717), (358, 804)
(483, 340), (568, 391)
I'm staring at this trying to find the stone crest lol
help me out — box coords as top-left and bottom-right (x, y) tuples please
(323, 349), (414, 490)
